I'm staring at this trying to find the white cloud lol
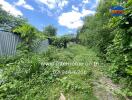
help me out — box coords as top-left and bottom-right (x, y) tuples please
(40, 6), (53, 16)
(72, 5), (79, 11)
(0, 0), (23, 17)
(15, 0), (34, 10)
(58, 9), (95, 29)
(82, 9), (95, 16)
(58, 11), (83, 29)
(82, 0), (90, 4)
(15, 0), (25, 6)
(36, 0), (68, 9)
(58, 0), (68, 9)
(23, 4), (34, 10)
(37, 0), (56, 9)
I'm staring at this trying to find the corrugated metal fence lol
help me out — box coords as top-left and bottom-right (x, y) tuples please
(0, 31), (49, 56)
(0, 31), (20, 56)
(32, 39), (49, 53)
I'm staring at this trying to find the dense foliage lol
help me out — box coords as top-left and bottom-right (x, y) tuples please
(0, 45), (98, 100)
(77, 0), (132, 97)
(50, 35), (76, 48)
(106, 0), (132, 96)
(0, 0), (131, 99)
(0, 6), (26, 31)
(0, 6), (97, 99)
(12, 24), (46, 52)
(43, 25), (57, 37)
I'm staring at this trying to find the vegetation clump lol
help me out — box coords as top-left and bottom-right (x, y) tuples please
(0, 0), (132, 99)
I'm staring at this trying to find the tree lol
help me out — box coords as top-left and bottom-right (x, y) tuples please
(13, 24), (39, 51)
(43, 25), (57, 37)
(77, 0), (113, 57)
(77, 0), (132, 96)
(0, 6), (26, 31)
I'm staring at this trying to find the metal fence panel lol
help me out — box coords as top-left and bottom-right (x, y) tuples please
(0, 31), (20, 56)
(32, 39), (49, 53)
(0, 31), (49, 56)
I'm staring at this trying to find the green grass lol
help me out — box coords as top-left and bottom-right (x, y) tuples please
(45, 45), (99, 99)
(0, 44), (105, 100)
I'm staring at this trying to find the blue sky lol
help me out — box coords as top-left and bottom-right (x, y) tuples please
(0, 0), (99, 36)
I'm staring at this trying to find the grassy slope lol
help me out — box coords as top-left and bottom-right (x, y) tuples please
(47, 44), (123, 100)
(46, 45), (98, 99)
(0, 44), (124, 100)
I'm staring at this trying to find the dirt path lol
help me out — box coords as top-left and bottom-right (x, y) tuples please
(58, 68), (127, 100)
(92, 66), (129, 100)
(56, 46), (129, 100)
(93, 77), (121, 100)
